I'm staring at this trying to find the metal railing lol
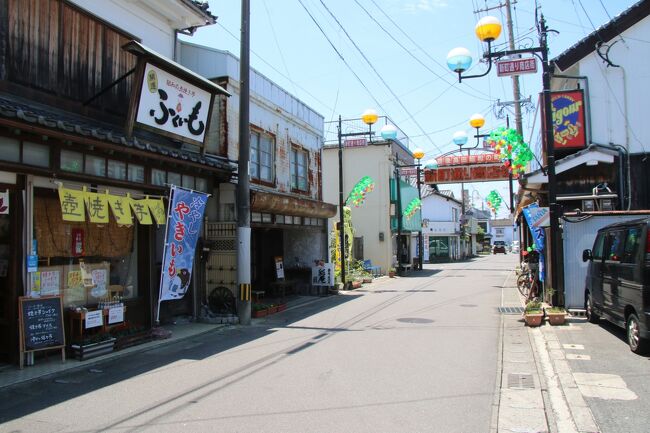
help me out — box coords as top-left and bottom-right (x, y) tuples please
(324, 115), (410, 148)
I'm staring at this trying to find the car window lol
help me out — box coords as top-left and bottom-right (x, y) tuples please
(605, 230), (625, 262)
(622, 227), (641, 264)
(592, 232), (605, 260)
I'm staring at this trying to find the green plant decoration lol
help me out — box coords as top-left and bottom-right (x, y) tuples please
(346, 176), (376, 207)
(403, 198), (421, 219)
(486, 190), (502, 214)
(486, 127), (534, 175)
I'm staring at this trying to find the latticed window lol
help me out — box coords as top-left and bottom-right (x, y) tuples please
(291, 147), (308, 191)
(250, 130), (274, 182)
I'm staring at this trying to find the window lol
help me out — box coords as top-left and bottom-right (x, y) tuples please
(495, 228), (504, 236)
(152, 169), (166, 186)
(0, 137), (20, 162)
(23, 142), (49, 167)
(61, 150), (83, 173)
(182, 175), (194, 189)
(250, 130), (274, 182)
(168, 172), (181, 186)
(128, 164), (145, 183)
(85, 155), (106, 177)
(605, 230), (625, 262)
(291, 147), (308, 191)
(592, 233), (605, 260)
(195, 178), (208, 192)
(108, 160), (127, 180)
(622, 227), (641, 264)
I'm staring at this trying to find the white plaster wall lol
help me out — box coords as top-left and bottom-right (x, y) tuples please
(322, 144), (394, 273)
(68, 0), (177, 57)
(558, 15), (650, 154)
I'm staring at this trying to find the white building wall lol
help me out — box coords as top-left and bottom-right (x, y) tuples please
(421, 193), (462, 261)
(322, 144), (394, 273)
(68, 0), (183, 58)
(556, 15), (650, 154)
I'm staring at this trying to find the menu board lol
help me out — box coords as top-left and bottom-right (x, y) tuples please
(19, 296), (65, 352)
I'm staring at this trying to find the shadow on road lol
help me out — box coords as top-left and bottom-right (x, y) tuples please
(0, 294), (360, 424)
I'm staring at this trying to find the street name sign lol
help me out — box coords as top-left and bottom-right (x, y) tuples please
(496, 58), (537, 77)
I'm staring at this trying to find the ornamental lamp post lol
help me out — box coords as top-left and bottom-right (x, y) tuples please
(445, 14), (561, 304)
(337, 109), (378, 288)
(412, 148), (425, 270)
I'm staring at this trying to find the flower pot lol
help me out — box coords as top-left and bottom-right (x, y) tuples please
(276, 303), (287, 312)
(388, 272), (396, 278)
(362, 278), (372, 284)
(351, 281), (362, 289)
(71, 337), (116, 361)
(252, 308), (268, 318)
(524, 312), (544, 327)
(267, 305), (278, 314)
(546, 311), (567, 326)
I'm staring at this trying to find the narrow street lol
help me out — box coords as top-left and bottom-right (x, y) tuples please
(0, 255), (516, 433)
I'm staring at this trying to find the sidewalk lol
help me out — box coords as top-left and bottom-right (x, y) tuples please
(496, 279), (600, 433)
(0, 295), (323, 391)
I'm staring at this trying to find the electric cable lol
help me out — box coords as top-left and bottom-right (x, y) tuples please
(262, 0), (298, 97)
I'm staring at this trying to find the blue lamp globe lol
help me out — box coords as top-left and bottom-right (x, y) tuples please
(424, 159), (438, 169)
(380, 124), (398, 140)
(453, 130), (469, 146)
(446, 47), (472, 73)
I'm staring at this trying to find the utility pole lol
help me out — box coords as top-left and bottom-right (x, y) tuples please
(505, 0), (523, 137)
(237, 0), (251, 325)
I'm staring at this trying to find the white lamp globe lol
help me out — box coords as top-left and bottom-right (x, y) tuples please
(380, 124), (398, 140)
(453, 130), (469, 146)
(446, 47), (472, 73)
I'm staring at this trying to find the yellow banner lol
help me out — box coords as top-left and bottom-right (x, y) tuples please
(147, 197), (167, 225)
(84, 191), (109, 224)
(130, 197), (152, 225)
(107, 194), (132, 226)
(58, 187), (85, 222)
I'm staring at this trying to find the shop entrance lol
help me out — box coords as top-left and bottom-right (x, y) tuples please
(429, 236), (450, 262)
(0, 189), (19, 363)
(251, 228), (283, 291)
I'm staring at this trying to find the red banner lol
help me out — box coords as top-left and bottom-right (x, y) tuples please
(550, 90), (586, 149)
(424, 164), (513, 184)
(434, 153), (501, 167)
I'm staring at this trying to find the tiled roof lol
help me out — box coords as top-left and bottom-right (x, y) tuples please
(0, 93), (233, 172)
(184, 0), (217, 23)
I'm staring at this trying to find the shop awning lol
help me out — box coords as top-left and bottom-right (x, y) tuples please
(251, 190), (337, 219)
(522, 144), (617, 184)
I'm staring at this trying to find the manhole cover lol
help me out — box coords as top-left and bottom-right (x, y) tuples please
(397, 318), (434, 324)
(507, 373), (535, 389)
(498, 306), (524, 315)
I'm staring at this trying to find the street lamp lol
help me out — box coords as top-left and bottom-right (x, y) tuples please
(446, 14), (561, 303)
(337, 110), (378, 288)
(413, 148), (425, 271)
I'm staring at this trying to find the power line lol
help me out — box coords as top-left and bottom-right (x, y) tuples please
(317, 0), (442, 152)
(296, 0), (391, 116)
(261, 0), (298, 97)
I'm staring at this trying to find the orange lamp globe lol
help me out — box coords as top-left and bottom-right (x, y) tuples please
(475, 16), (502, 42)
(469, 113), (485, 129)
(361, 109), (378, 125)
(413, 148), (425, 160)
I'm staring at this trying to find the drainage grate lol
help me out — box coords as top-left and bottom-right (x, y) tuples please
(498, 306), (524, 314)
(507, 373), (535, 389)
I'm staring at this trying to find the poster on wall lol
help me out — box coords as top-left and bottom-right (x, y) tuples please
(275, 256), (285, 279)
(40, 269), (61, 296)
(158, 186), (209, 302)
(0, 190), (8, 214)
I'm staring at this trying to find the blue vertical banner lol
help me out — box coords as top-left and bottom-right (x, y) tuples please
(159, 186), (209, 302)
(522, 203), (546, 282)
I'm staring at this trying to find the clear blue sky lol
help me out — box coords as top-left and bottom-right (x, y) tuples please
(182, 0), (635, 218)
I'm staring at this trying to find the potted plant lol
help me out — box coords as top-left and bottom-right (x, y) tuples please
(545, 306), (567, 325)
(524, 299), (544, 327)
(252, 303), (269, 318)
(267, 303), (278, 314)
(70, 333), (116, 360)
(388, 267), (396, 278)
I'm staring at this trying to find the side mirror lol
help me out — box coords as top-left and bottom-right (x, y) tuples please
(582, 249), (593, 262)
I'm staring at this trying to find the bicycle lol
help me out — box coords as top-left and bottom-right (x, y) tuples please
(517, 262), (539, 300)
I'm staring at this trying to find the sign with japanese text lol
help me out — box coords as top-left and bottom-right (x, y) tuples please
(496, 57), (537, 77)
(108, 306), (125, 325)
(433, 153), (501, 167)
(159, 186), (209, 301)
(311, 263), (334, 286)
(550, 90), (586, 149)
(147, 198), (167, 225)
(108, 194), (133, 226)
(275, 256), (285, 279)
(136, 63), (212, 144)
(84, 310), (103, 329)
(58, 187), (85, 222)
(130, 198), (153, 225)
(19, 296), (65, 352)
(424, 163), (512, 184)
(40, 270), (61, 296)
(526, 206), (550, 228)
(84, 191), (109, 224)
(344, 138), (367, 148)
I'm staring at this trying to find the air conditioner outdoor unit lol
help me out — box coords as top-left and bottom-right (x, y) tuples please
(582, 199), (595, 212)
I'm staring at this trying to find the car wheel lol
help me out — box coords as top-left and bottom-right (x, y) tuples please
(585, 292), (599, 324)
(627, 313), (649, 354)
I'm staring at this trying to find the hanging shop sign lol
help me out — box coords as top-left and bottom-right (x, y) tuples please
(158, 186), (209, 301)
(496, 57), (537, 77)
(344, 138), (367, 148)
(424, 163), (511, 184)
(545, 89), (587, 150)
(135, 63), (212, 145)
(0, 190), (8, 214)
(57, 186), (164, 226)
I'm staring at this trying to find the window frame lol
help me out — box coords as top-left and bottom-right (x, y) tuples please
(250, 128), (275, 185)
(290, 145), (309, 193)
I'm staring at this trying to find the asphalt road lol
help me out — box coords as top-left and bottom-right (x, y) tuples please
(0, 253), (517, 433)
(551, 313), (650, 433)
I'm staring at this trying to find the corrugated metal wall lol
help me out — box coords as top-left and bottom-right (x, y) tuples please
(562, 213), (650, 308)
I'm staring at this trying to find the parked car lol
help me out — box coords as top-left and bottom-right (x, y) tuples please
(582, 218), (650, 354)
(492, 241), (507, 254)
(511, 240), (520, 254)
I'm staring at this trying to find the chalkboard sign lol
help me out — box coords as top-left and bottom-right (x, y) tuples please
(18, 296), (65, 368)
